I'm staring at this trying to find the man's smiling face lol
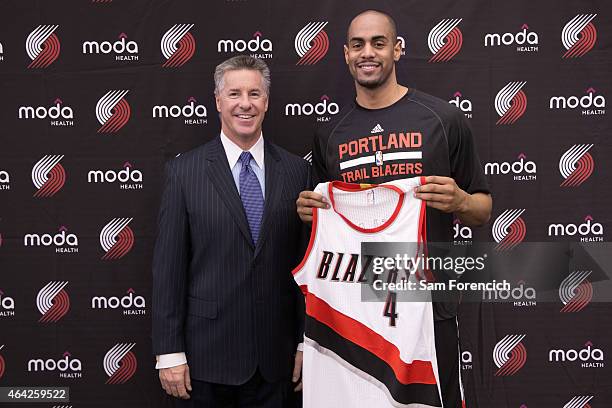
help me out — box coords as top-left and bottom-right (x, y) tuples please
(215, 69), (268, 142)
(344, 12), (401, 89)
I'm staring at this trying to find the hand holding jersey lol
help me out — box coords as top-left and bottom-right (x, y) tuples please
(298, 175), (490, 226)
(414, 176), (491, 225)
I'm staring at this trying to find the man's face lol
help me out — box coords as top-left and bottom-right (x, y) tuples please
(344, 13), (401, 89)
(215, 69), (268, 141)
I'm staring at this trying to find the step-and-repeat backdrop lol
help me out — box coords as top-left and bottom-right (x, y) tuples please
(0, 1), (610, 407)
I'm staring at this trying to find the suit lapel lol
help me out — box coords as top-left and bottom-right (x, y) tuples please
(205, 137), (254, 248)
(254, 141), (284, 258)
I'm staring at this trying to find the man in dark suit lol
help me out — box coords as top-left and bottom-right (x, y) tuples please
(152, 55), (308, 407)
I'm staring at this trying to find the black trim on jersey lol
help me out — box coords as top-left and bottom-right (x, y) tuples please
(306, 315), (442, 407)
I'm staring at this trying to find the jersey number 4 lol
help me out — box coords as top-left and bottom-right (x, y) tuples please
(383, 292), (398, 327)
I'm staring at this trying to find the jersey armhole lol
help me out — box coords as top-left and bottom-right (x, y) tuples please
(292, 206), (319, 290)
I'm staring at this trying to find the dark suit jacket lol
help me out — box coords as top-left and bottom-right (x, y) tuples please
(152, 136), (309, 385)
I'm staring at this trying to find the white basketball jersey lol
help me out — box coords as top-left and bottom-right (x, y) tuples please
(293, 177), (442, 408)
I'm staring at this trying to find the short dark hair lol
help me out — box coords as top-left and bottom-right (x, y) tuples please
(347, 9), (398, 43)
(214, 55), (270, 96)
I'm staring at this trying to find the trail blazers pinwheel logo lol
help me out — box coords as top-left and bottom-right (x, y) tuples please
(559, 144), (594, 187)
(564, 396), (593, 408)
(100, 218), (134, 260)
(0, 345), (5, 379)
(32, 155), (66, 197)
(493, 334), (527, 376)
(495, 82), (527, 125)
(26, 25), (60, 68)
(562, 14), (597, 59)
(295, 22), (329, 65)
(104, 343), (137, 384)
(560, 271), (592, 313)
(428, 19), (463, 62)
(37, 281), (70, 323)
(96, 90), (131, 133)
(161, 24), (195, 68)
(492, 209), (526, 251)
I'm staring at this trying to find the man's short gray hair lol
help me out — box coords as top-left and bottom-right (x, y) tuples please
(214, 55), (271, 96)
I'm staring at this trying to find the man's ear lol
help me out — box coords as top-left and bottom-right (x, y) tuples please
(393, 40), (401, 62)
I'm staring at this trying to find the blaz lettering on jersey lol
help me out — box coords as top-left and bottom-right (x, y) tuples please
(338, 131), (423, 182)
(316, 252), (411, 283)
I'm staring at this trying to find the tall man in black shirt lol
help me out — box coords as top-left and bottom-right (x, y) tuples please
(296, 9), (492, 408)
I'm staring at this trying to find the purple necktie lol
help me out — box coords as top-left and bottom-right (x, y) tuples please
(238, 151), (264, 244)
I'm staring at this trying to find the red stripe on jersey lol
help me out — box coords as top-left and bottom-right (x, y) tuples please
(328, 181), (406, 233)
(306, 293), (437, 385)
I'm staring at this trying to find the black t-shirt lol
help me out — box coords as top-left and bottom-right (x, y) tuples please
(311, 88), (490, 319)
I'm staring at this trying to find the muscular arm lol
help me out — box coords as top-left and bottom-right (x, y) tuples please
(415, 176), (492, 227)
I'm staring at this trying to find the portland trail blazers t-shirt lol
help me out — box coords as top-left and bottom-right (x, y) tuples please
(311, 88), (490, 319)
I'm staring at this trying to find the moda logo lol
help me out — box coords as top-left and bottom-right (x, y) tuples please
(484, 24), (538, 52)
(453, 218), (472, 246)
(100, 218), (134, 260)
(96, 90), (131, 133)
(483, 280), (536, 307)
(18, 98), (74, 127)
(82, 33), (139, 61)
(548, 215), (603, 242)
(295, 22), (329, 65)
(461, 350), (472, 370)
(449, 91), (472, 118)
(88, 162), (143, 190)
(492, 209), (526, 251)
(31, 155), (66, 198)
(562, 14), (597, 59)
(161, 24), (195, 68)
(549, 341), (604, 368)
(24, 226), (79, 253)
(218, 31), (272, 59)
(91, 288), (146, 316)
(37, 281), (70, 323)
(0, 289), (15, 318)
(26, 25), (60, 68)
(493, 334), (527, 376)
(0, 345), (5, 379)
(564, 396), (594, 408)
(284, 95), (339, 122)
(495, 82), (527, 125)
(28, 351), (82, 378)
(559, 270), (592, 313)
(104, 343), (137, 384)
(549, 88), (605, 116)
(152, 96), (208, 125)
(0, 170), (10, 190)
(559, 144), (594, 187)
(485, 153), (537, 182)
(428, 19), (463, 62)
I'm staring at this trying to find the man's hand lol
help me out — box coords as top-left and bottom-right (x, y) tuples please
(414, 176), (491, 226)
(414, 176), (468, 213)
(292, 351), (303, 391)
(159, 363), (192, 399)
(296, 191), (329, 224)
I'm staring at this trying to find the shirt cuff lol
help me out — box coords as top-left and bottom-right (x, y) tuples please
(296, 342), (304, 352)
(156, 352), (187, 369)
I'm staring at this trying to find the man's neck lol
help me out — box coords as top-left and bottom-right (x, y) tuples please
(222, 129), (261, 151)
(355, 80), (408, 109)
